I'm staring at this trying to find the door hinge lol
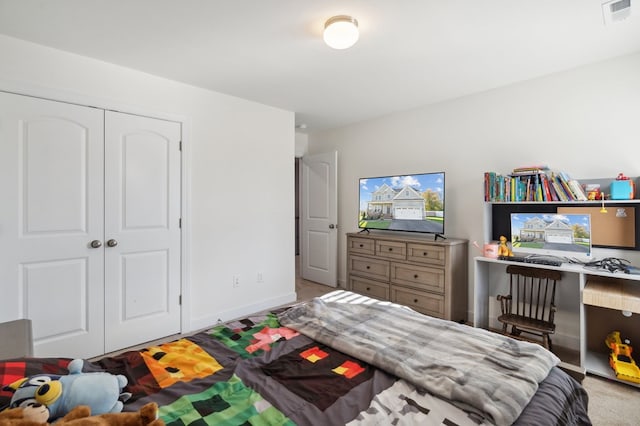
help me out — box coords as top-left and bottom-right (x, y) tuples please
(179, 295), (182, 305)
(179, 141), (183, 151)
(179, 218), (182, 228)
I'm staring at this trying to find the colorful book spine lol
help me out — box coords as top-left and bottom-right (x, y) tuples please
(569, 179), (588, 201)
(485, 168), (589, 203)
(550, 178), (568, 201)
(556, 173), (576, 201)
(539, 173), (552, 201)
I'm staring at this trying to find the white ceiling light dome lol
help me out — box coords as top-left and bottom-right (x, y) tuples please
(323, 15), (359, 50)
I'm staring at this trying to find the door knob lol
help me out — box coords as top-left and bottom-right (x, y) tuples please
(106, 239), (118, 247)
(90, 240), (102, 248)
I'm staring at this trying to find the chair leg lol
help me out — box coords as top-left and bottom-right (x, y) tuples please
(542, 334), (550, 350)
(502, 323), (507, 334)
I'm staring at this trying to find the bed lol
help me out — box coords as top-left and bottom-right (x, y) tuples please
(0, 290), (590, 425)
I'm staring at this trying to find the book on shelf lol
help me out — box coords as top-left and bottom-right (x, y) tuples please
(511, 164), (550, 175)
(484, 172), (510, 202)
(539, 173), (556, 201)
(550, 175), (569, 201)
(484, 168), (589, 203)
(568, 179), (588, 201)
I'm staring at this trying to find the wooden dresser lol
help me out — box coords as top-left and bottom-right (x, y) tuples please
(346, 232), (468, 322)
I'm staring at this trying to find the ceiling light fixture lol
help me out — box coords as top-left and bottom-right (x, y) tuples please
(323, 15), (359, 50)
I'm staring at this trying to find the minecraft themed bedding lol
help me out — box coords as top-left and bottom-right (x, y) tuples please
(0, 291), (590, 426)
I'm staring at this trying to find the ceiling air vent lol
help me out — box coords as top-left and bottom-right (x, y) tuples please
(602, 0), (632, 24)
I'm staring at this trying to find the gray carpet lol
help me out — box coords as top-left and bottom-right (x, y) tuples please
(581, 375), (639, 425)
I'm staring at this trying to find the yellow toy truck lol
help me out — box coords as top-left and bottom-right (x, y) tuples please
(605, 331), (640, 384)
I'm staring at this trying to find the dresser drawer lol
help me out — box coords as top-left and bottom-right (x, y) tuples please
(376, 239), (406, 260)
(407, 243), (445, 266)
(348, 236), (376, 256)
(391, 286), (444, 318)
(348, 255), (390, 281)
(350, 276), (390, 300)
(390, 262), (444, 293)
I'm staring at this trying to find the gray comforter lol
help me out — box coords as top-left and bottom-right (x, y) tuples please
(278, 290), (560, 426)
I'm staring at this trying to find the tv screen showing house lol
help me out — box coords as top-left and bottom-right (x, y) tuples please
(510, 213), (592, 259)
(358, 172), (445, 235)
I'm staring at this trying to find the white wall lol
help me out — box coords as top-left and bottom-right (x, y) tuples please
(308, 51), (640, 321)
(0, 35), (296, 333)
(295, 132), (308, 158)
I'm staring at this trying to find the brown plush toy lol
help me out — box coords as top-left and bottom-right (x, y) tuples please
(0, 403), (164, 426)
(58, 403), (164, 426)
(0, 404), (51, 426)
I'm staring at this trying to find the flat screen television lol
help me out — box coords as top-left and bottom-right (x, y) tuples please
(510, 212), (592, 260)
(358, 172), (445, 236)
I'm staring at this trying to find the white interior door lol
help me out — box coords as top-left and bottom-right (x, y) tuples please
(104, 111), (182, 352)
(0, 91), (105, 358)
(300, 151), (338, 287)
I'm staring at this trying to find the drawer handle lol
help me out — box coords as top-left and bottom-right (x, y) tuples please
(423, 252), (428, 256)
(388, 248), (393, 251)
(359, 244), (364, 248)
(366, 266), (370, 269)
(414, 274), (419, 279)
(413, 298), (419, 303)
(366, 287), (370, 291)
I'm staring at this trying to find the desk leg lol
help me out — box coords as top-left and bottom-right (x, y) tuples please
(473, 259), (490, 329)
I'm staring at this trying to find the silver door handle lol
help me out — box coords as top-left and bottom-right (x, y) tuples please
(90, 240), (102, 248)
(106, 239), (118, 247)
(329, 224), (337, 229)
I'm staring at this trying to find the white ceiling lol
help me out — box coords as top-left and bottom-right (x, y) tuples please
(1, 0), (639, 132)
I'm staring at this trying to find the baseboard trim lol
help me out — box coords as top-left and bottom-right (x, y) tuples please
(188, 292), (297, 332)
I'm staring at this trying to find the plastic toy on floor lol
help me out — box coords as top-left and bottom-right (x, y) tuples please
(605, 331), (640, 384)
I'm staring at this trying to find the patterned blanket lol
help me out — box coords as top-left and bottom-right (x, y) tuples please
(278, 290), (560, 426)
(1, 293), (588, 426)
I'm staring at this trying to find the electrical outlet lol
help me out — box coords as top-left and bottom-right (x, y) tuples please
(233, 275), (240, 288)
(257, 272), (264, 283)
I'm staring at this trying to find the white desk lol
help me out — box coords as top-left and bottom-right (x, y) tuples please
(474, 256), (640, 386)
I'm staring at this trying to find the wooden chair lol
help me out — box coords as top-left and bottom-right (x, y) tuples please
(496, 265), (561, 350)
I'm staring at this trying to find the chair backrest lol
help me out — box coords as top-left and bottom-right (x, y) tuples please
(506, 265), (561, 323)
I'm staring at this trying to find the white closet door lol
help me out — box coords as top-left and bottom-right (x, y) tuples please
(0, 91), (105, 358)
(104, 111), (181, 352)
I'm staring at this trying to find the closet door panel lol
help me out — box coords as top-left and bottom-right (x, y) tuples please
(122, 134), (169, 228)
(25, 120), (88, 232)
(104, 111), (181, 352)
(0, 91), (105, 358)
(22, 259), (90, 339)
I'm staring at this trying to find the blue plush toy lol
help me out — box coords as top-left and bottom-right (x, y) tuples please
(3, 359), (131, 421)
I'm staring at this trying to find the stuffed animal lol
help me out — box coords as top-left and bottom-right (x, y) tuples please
(0, 403), (164, 426)
(58, 403), (164, 426)
(0, 404), (50, 426)
(3, 359), (131, 421)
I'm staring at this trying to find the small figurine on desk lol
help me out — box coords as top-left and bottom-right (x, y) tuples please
(497, 235), (513, 257)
